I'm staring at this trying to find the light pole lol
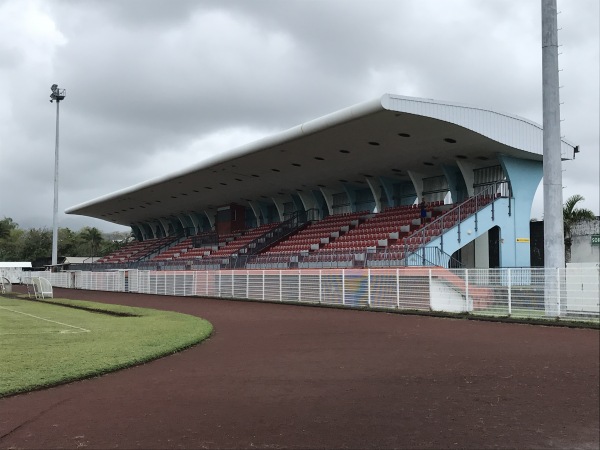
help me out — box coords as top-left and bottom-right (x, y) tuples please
(50, 84), (66, 267)
(541, 0), (564, 316)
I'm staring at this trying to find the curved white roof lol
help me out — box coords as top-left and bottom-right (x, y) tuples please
(66, 94), (577, 226)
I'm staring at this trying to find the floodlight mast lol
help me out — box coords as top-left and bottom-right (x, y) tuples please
(541, 0), (564, 316)
(50, 84), (66, 267)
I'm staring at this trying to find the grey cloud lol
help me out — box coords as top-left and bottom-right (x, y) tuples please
(0, 0), (597, 234)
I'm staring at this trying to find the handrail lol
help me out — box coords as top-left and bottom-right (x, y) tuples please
(236, 209), (316, 258)
(401, 181), (510, 256)
(141, 234), (186, 262)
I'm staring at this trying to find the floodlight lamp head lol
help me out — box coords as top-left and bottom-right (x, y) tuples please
(49, 84), (66, 102)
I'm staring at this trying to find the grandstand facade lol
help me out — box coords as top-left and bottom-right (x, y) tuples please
(67, 94), (578, 270)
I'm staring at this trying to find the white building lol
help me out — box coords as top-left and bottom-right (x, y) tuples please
(571, 218), (600, 264)
(0, 262), (33, 283)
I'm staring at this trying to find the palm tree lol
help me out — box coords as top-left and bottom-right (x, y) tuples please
(80, 227), (103, 262)
(563, 195), (596, 262)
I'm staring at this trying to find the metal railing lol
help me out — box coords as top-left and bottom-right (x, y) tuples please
(236, 209), (315, 258)
(26, 267), (599, 323)
(401, 181), (510, 255)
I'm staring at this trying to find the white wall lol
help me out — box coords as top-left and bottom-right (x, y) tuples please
(571, 219), (600, 263)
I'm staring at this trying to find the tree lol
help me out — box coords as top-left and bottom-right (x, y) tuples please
(20, 228), (53, 262)
(79, 227), (104, 260)
(563, 195), (596, 262)
(58, 228), (78, 257)
(0, 217), (17, 240)
(0, 227), (24, 261)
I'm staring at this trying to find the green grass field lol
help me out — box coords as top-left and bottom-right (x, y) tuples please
(0, 295), (213, 397)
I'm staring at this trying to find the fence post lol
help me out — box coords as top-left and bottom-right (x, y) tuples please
(428, 268), (433, 310)
(319, 270), (322, 304)
(205, 271), (209, 297)
(298, 270), (301, 303)
(367, 268), (371, 307)
(246, 270), (249, 299)
(465, 269), (469, 312)
(231, 271), (235, 298)
(262, 270), (265, 301)
(218, 271), (222, 298)
(193, 271), (197, 297)
(556, 267), (561, 317)
(507, 268), (512, 316)
(342, 269), (345, 305)
(279, 270), (283, 302)
(396, 268), (400, 309)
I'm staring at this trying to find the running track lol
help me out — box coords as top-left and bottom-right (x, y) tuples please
(1, 287), (598, 449)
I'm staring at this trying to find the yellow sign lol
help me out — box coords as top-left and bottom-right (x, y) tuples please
(516, 238), (530, 243)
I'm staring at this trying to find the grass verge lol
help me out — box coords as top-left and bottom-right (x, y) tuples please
(0, 295), (213, 397)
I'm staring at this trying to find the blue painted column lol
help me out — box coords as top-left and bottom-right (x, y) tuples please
(341, 183), (357, 212)
(498, 155), (543, 267)
(131, 224), (143, 241)
(442, 165), (468, 204)
(379, 177), (396, 208)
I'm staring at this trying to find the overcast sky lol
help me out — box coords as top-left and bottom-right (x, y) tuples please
(1, 0), (598, 233)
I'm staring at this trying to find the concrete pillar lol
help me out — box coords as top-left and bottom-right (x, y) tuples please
(366, 178), (382, 213)
(297, 191), (317, 213)
(456, 160), (476, 197)
(319, 187), (334, 216)
(408, 171), (425, 203)
(442, 165), (468, 204)
(187, 213), (200, 234)
(341, 183), (357, 213)
(542, 0), (565, 270)
(379, 177), (396, 208)
(248, 201), (262, 226)
(203, 209), (216, 229)
(498, 154), (543, 267)
(158, 218), (171, 237)
(271, 196), (286, 222)
(131, 224), (143, 241)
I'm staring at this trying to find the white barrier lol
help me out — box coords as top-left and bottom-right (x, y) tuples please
(31, 268), (599, 323)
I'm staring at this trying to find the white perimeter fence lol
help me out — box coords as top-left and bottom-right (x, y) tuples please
(22, 267), (599, 323)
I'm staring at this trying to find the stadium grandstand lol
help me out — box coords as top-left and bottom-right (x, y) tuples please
(66, 94), (578, 271)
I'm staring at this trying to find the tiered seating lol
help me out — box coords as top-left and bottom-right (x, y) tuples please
(370, 197), (488, 262)
(246, 252), (293, 269)
(264, 211), (367, 256)
(96, 236), (175, 263)
(299, 251), (354, 269)
(147, 224), (280, 263)
(204, 223), (280, 259)
(320, 204), (433, 251)
(151, 238), (193, 261)
(151, 230), (216, 261)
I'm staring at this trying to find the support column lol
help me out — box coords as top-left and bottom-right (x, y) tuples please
(319, 187), (334, 216)
(366, 178), (382, 213)
(498, 154), (543, 267)
(408, 171), (425, 203)
(542, 0), (565, 270)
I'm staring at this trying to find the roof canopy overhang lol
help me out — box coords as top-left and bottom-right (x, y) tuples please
(66, 94), (577, 227)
